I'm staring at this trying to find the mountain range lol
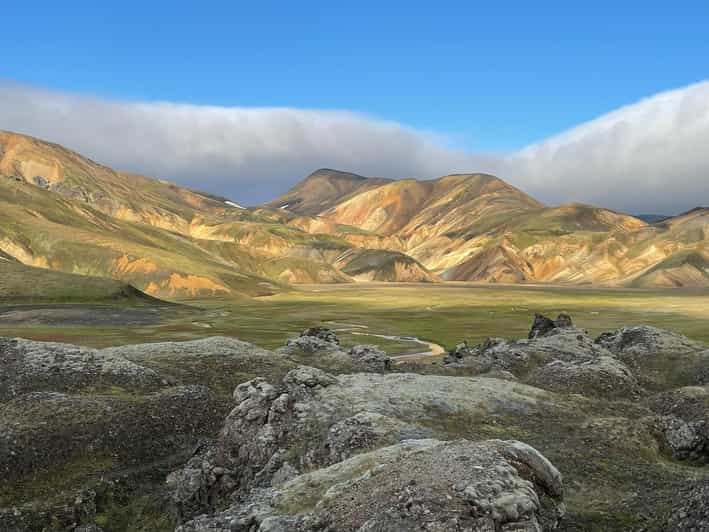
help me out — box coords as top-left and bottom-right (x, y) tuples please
(1, 129), (707, 298)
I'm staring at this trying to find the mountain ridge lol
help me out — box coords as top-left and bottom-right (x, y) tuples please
(1, 129), (707, 294)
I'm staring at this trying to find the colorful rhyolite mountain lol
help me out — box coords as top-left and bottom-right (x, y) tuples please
(0, 130), (707, 298)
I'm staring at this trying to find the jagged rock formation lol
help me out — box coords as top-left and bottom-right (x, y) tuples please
(529, 312), (573, 339)
(176, 438), (564, 532)
(167, 365), (559, 524)
(3, 319), (709, 531)
(278, 327), (391, 371)
(442, 314), (709, 399)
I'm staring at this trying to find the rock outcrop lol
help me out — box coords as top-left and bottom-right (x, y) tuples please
(652, 415), (709, 462)
(595, 325), (704, 357)
(168, 365), (559, 523)
(176, 438), (564, 532)
(528, 355), (640, 398)
(279, 327), (391, 371)
(529, 312), (574, 339)
(444, 314), (709, 399)
(0, 336), (166, 400)
(443, 314), (638, 399)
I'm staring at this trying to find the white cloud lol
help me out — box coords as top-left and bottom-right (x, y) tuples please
(504, 80), (709, 214)
(1, 80), (708, 213)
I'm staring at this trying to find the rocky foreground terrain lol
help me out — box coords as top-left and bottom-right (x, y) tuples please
(2, 316), (709, 531)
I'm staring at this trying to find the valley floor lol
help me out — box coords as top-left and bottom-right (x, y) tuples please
(3, 282), (709, 352)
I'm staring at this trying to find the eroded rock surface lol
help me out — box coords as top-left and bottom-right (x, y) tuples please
(168, 366), (558, 523)
(177, 438), (565, 532)
(0, 337), (165, 400)
(444, 314), (709, 399)
(595, 325), (704, 357)
(529, 356), (640, 398)
(666, 478), (709, 531)
(652, 415), (709, 462)
(279, 327), (391, 371)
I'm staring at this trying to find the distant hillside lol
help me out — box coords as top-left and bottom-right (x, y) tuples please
(0, 260), (157, 303)
(267, 171), (709, 287)
(2, 129), (707, 292)
(263, 168), (393, 215)
(0, 131), (435, 296)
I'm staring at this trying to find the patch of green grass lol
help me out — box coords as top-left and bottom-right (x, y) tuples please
(0, 260), (156, 304)
(0, 456), (115, 506)
(3, 284), (709, 354)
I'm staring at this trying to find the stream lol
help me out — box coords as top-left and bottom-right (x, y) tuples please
(325, 321), (446, 361)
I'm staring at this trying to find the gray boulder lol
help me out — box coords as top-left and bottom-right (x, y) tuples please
(595, 325), (703, 357)
(348, 344), (391, 371)
(176, 438), (565, 532)
(652, 415), (709, 462)
(167, 366), (558, 522)
(0, 337), (166, 401)
(529, 356), (640, 398)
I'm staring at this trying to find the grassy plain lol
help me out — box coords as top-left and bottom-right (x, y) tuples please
(2, 282), (709, 354)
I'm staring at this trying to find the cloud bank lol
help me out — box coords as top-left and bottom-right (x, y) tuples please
(1, 80), (708, 213)
(506, 81), (709, 214)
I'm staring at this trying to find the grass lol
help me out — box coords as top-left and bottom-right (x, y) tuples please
(2, 282), (709, 353)
(0, 260), (158, 304)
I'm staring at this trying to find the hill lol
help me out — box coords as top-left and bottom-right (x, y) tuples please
(0, 259), (157, 304)
(0, 132), (431, 296)
(2, 129), (708, 291)
(263, 168), (393, 215)
(269, 172), (709, 287)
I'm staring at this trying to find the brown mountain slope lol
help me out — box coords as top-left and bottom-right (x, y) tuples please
(0, 130), (244, 234)
(0, 131), (433, 295)
(263, 168), (393, 215)
(320, 173), (543, 236)
(270, 170), (707, 287)
(4, 129), (707, 290)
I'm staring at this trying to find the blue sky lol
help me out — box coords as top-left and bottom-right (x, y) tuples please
(3, 1), (708, 151)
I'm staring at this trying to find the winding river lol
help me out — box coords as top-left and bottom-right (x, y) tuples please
(325, 322), (446, 361)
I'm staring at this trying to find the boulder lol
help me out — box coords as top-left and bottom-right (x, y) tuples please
(279, 328), (341, 355)
(0, 337), (166, 401)
(529, 312), (574, 339)
(348, 344), (391, 371)
(528, 356), (640, 398)
(652, 415), (709, 462)
(176, 438), (565, 532)
(167, 366), (558, 522)
(595, 325), (703, 357)
(301, 326), (339, 344)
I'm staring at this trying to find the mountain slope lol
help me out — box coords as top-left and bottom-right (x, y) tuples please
(0, 132), (432, 294)
(321, 173), (543, 236)
(263, 168), (393, 215)
(3, 129), (708, 291)
(0, 259), (157, 304)
(268, 170), (709, 287)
